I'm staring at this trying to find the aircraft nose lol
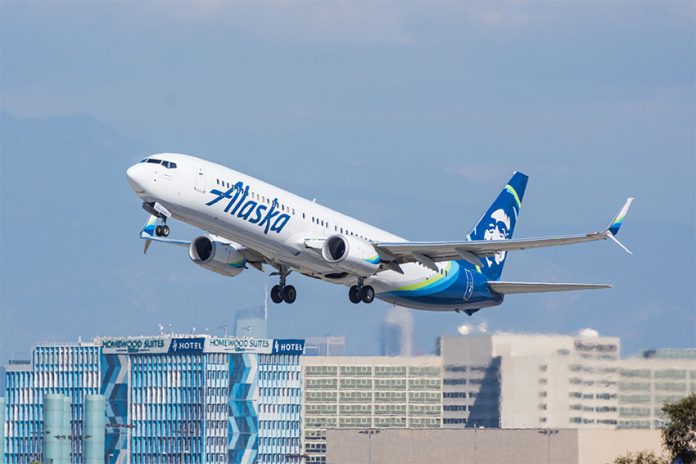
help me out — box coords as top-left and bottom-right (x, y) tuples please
(126, 163), (148, 193)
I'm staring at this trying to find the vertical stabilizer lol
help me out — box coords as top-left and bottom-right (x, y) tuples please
(468, 172), (528, 280)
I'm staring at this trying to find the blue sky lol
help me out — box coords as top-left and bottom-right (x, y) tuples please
(1, 1), (694, 363)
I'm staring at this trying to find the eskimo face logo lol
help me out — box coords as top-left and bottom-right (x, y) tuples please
(206, 181), (290, 234)
(483, 208), (511, 266)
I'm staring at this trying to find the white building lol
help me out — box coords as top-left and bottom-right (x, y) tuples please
(301, 356), (442, 464)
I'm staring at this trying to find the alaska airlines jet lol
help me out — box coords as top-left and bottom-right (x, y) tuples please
(126, 153), (633, 315)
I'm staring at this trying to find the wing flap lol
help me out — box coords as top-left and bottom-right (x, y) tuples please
(488, 281), (611, 294)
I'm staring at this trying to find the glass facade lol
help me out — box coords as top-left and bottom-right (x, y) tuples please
(4, 336), (304, 464)
(4, 344), (101, 464)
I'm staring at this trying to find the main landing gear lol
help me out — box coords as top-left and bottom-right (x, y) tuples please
(270, 267), (296, 304)
(349, 278), (375, 304)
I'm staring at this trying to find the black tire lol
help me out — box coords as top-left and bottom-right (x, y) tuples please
(348, 286), (362, 304)
(270, 285), (283, 304)
(161, 225), (170, 237)
(155, 225), (163, 237)
(283, 285), (297, 304)
(361, 285), (375, 304)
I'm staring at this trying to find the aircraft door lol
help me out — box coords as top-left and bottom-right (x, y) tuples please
(194, 165), (206, 193)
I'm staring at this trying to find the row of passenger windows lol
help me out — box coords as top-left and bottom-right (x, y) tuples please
(140, 158), (177, 169)
(215, 177), (375, 241)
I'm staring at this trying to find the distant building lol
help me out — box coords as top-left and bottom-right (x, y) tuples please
(301, 356), (441, 464)
(440, 330), (622, 429)
(4, 335), (305, 464)
(618, 348), (696, 429)
(304, 336), (346, 356)
(381, 307), (413, 357)
(233, 305), (267, 338)
(325, 428), (664, 464)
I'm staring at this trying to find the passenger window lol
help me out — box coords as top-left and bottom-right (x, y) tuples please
(302, 213), (305, 219)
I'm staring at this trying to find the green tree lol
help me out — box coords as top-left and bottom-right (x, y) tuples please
(662, 393), (696, 464)
(614, 451), (667, 464)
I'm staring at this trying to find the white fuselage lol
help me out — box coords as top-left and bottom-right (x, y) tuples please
(126, 153), (469, 310)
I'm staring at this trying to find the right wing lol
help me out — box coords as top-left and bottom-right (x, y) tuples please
(138, 215), (267, 271)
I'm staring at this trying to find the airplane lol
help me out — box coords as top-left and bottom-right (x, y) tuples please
(126, 153), (633, 315)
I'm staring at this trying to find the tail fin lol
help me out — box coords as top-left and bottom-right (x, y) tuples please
(468, 171), (528, 280)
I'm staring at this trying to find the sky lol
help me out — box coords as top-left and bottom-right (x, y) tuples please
(1, 1), (694, 364)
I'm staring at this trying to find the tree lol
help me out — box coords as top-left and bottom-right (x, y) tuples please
(662, 393), (696, 464)
(614, 451), (668, 464)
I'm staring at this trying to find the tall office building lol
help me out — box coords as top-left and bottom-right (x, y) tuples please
(3, 343), (101, 464)
(618, 349), (696, 429)
(4, 335), (305, 464)
(304, 337), (346, 357)
(233, 305), (267, 338)
(301, 356), (442, 464)
(381, 307), (413, 357)
(440, 330), (621, 429)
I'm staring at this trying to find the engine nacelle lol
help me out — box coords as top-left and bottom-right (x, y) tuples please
(189, 236), (246, 277)
(322, 234), (380, 276)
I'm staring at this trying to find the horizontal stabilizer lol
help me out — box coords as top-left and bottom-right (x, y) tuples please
(488, 281), (611, 294)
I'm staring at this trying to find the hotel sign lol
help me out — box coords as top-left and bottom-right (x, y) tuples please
(99, 337), (170, 354)
(97, 336), (301, 355)
(204, 337), (272, 354)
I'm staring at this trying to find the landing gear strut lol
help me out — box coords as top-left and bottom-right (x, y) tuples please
(349, 278), (375, 304)
(270, 266), (296, 304)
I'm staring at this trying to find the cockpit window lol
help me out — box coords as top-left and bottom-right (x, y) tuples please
(140, 158), (177, 169)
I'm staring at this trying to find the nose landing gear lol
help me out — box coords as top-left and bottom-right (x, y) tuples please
(270, 266), (296, 304)
(349, 278), (375, 304)
(155, 224), (170, 237)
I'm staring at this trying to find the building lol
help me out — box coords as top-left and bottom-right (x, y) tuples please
(325, 428), (664, 464)
(440, 330), (621, 429)
(301, 356), (442, 464)
(4, 335), (305, 464)
(3, 343), (101, 464)
(233, 305), (267, 338)
(381, 307), (413, 357)
(618, 349), (696, 429)
(304, 337), (346, 357)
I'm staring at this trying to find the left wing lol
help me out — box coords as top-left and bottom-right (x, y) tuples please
(373, 198), (633, 271)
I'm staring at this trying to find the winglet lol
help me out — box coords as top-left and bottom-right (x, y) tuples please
(607, 197), (633, 236)
(604, 198), (634, 255)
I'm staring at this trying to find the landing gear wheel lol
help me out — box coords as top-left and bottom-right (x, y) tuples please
(349, 286), (362, 304)
(283, 285), (297, 304)
(360, 286), (375, 304)
(155, 225), (170, 237)
(270, 285), (283, 304)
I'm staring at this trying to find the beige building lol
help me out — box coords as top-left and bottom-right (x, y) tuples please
(618, 349), (696, 429)
(441, 330), (621, 429)
(301, 356), (442, 464)
(325, 428), (665, 464)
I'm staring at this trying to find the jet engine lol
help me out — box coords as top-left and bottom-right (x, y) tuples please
(322, 234), (380, 276)
(189, 236), (246, 277)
